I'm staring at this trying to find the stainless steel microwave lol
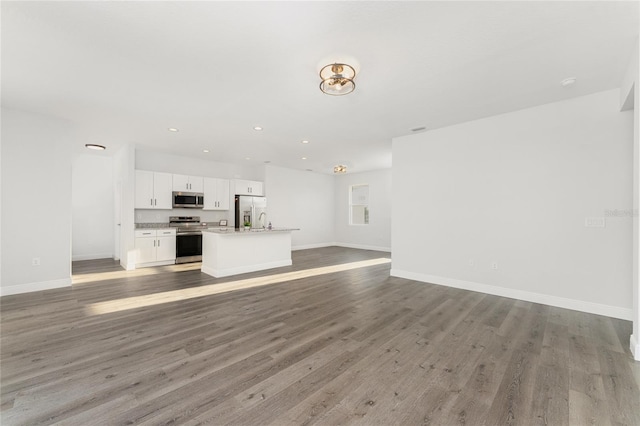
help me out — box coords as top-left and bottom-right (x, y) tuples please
(172, 192), (204, 209)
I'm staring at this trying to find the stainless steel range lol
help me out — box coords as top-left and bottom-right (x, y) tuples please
(170, 216), (209, 264)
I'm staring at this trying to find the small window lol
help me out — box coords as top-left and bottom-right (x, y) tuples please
(350, 184), (369, 225)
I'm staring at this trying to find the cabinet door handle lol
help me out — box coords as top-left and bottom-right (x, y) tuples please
(154, 198), (157, 206)
(153, 240), (156, 247)
(158, 239), (160, 247)
(150, 198), (153, 206)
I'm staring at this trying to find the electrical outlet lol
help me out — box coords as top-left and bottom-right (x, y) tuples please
(491, 262), (498, 270)
(32, 257), (40, 266)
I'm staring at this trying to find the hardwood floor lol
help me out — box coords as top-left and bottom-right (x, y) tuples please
(1, 247), (639, 425)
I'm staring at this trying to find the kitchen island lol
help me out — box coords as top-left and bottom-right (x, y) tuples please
(201, 228), (298, 278)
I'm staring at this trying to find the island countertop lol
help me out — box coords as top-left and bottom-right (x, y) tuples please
(203, 227), (299, 235)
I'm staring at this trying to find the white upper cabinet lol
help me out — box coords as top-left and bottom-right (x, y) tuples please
(173, 174), (204, 192)
(203, 178), (230, 210)
(235, 179), (264, 196)
(135, 170), (172, 209)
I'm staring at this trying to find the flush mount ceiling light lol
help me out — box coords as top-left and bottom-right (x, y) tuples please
(301, 140), (309, 144)
(203, 149), (209, 153)
(334, 165), (347, 174)
(168, 128), (179, 132)
(320, 63), (356, 96)
(85, 144), (106, 150)
(253, 126), (263, 131)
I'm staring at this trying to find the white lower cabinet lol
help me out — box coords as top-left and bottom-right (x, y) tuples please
(135, 229), (176, 267)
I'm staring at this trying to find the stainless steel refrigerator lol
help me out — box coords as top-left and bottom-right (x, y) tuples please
(235, 195), (267, 229)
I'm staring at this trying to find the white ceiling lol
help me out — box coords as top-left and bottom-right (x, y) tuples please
(2, 1), (638, 174)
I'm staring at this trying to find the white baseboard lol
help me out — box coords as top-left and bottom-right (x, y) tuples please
(292, 243), (391, 252)
(135, 260), (175, 269)
(202, 259), (292, 278)
(72, 253), (114, 261)
(292, 242), (334, 251)
(0, 278), (72, 297)
(334, 242), (391, 252)
(631, 335), (640, 361)
(390, 269), (633, 321)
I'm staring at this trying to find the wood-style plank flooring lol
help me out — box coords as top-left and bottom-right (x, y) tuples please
(1, 247), (639, 425)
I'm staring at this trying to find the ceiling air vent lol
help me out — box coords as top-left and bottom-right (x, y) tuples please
(411, 126), (426, 132)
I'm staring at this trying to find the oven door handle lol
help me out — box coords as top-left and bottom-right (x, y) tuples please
(177, 231), (203, 236)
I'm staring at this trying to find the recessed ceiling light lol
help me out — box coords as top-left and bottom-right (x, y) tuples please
(85, 144), (106, 150)
(560, 77), (577, 87)
(301, 140), (309, 144)
(253, 126), (263, 131)
(203, 149), (209, 153)
(302, 157), (307, 160)
(245, 157), (251, 160)
(168, 128), (179, 132)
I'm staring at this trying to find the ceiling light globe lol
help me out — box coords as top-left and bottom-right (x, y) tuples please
(319, 63), (356, 96)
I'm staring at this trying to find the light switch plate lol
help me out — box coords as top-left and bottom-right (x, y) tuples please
(584, 217), (606, 228)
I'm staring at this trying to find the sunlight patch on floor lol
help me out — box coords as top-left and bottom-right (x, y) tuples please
(72, 263), (202, 285)
(84, 258), (391, 315)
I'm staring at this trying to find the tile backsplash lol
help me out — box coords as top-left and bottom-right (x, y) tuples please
(135, 208), (231, 225)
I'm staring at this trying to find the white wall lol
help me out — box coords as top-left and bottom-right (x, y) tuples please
(72, 153), (114, 260)
(136, 149), (264, 181)
(1, 108), (73, 295)
(392, 89), (633, 320)
(264, 165), (335, 250)
(113, 144), (136, 270)
(334, 169), (392, 251)
(622, 37), (639, 359)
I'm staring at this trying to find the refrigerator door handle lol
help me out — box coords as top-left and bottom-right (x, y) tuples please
(251, 204), (255, 228)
